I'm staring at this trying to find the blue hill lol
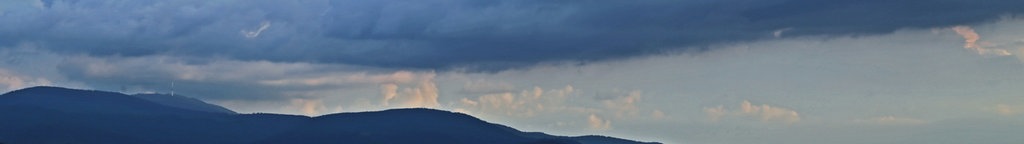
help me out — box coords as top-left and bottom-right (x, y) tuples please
(132, 93), (236, 114)
(0, 86), (659, 144)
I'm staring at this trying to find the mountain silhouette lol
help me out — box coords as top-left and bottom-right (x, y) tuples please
(131, 93), (236, 114)
(0, 86), (659, 144)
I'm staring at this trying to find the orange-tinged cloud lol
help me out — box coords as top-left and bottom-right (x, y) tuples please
(587, 114), (612, 131)
(290, 99), (327, 116)
(380, 83), (398, 106)
(385, 73), (440, 108)
(0, 69), (51, 92)
(704, 106), (727, 122)
(456, 85), (580, 118)
(952, 26), (1012, 56)
(705, 100), (801, 123)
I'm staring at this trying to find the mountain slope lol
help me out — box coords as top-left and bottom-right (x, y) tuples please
(132, 93), (236, 114)
(258, 109), (578, 144)
(0, 86), (660, 144)
(0, 86), (215, 116)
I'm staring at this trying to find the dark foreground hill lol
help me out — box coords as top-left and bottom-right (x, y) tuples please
(0, 86), (659, 144)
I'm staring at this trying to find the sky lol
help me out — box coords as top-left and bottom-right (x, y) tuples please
(2, 0), (1024, 143)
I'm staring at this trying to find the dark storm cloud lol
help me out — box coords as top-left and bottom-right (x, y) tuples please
(2, 0), (1023, 70)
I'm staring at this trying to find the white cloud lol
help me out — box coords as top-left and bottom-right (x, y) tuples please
(772, 28), (792, 38)
(651, 110), (667, 120)
(382, 73), (440, 108)
(588, 114), (612, 131)
(705, 100), (800, 124)
(741, 100), (800, 123)
(241, 21), (271, 38)
(459, 98), (478, 107)
(704, 106), (727, 122)
(602, 90), (642, 118)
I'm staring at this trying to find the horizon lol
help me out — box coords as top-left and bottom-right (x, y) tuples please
(3, 0), (1024, 143)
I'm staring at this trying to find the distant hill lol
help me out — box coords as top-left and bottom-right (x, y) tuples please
(131, 93), (236, 114)
(0, 86), (660, 144)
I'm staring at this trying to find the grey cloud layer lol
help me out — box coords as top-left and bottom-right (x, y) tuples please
(2, 0), (1023, 70)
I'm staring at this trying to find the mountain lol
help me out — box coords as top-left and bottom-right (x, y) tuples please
(131, 93), (236, 114)
(0, 86), (216, 116)
(0, 86), (660, 144)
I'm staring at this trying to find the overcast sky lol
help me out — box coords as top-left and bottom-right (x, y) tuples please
(3, 0), (1024, 143)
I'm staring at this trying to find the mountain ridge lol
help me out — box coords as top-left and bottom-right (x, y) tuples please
(0, 86), (660, 144)
(132, 93), (236, 114)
